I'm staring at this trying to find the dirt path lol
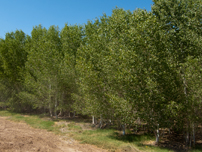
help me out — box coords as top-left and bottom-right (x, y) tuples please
(0, 117), (106, 152)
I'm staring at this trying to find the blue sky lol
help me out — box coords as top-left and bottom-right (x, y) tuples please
(0, 0), (153, 39)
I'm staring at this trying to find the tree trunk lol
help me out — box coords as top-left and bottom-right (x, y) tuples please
(186, 130), (189, 147)
(156, 124), (159, 144)
(181, 52), (191, 148)
(58, 109), (63, 116)
(193, 123), (195, 147)
(99, 115), (102, 128)
(54, 84), (58, 119)
(122, 124), (126, 135)
(49, 105), (53, 117)
(189, 132), (192, 147)
(49, 84), (53, 117)
(92, 116), (95, 124)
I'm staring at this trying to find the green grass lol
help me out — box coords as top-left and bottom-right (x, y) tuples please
(0, 110), (200, 152)
(0, 110), (19, 116)
(0, 110), (55, 131)
(67, 122), (82, 130)
(70, 129), (173, 152)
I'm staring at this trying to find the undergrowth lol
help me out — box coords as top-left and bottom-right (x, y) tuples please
(0, 110), (201, 152)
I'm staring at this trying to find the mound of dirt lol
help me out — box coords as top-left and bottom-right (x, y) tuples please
(0, 117), (106, 152)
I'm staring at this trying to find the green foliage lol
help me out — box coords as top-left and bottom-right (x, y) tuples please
(152, 0), (202, 133)
(0, 30), (27, 83)
(0, 30), (31, 112)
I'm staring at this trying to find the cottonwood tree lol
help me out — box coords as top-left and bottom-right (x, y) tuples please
(25, 25), (62, 117)
(0, 30), (29, 111)
(60, 24), (83, 116)
(152, 0), (202, 146)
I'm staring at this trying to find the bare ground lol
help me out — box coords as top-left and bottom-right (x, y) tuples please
(0, 117), (106, 152)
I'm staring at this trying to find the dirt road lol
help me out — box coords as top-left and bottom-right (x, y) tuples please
(0, 117), (106, 152)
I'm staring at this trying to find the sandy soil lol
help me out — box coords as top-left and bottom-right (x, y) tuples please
(0, 117), (106, 152)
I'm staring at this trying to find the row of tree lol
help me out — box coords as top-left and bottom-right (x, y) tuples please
(0, 0), (201, 146)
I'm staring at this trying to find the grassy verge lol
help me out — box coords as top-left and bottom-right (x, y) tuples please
(0, 110), (201, 152)
(0, 110), (56, 132)
(69, 128), (172, 152)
